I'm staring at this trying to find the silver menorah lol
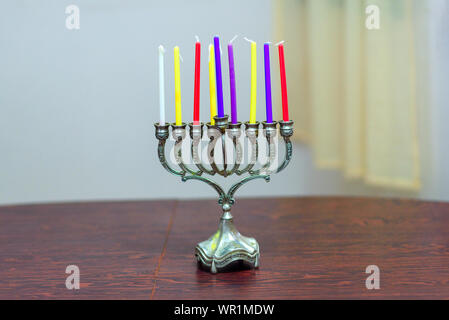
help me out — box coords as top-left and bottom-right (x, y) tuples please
(154, 115), (293, 273)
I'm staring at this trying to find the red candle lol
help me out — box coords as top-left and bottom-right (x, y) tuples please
(278, 43), (289, 121)
(193, 39), (201, 125)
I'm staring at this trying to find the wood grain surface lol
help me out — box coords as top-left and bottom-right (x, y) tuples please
(0, 197), (448, 299)
(0, 200), (175, 299)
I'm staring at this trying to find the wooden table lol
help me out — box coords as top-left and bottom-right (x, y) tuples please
(0, 197), (448, 299)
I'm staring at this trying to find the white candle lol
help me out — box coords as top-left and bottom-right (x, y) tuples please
(158, 45), (166, 125)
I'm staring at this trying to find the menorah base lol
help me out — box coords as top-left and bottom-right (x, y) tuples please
(194, 212), (259, 273)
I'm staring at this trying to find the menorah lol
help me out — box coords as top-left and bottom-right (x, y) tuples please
(154, 115), (293, 273)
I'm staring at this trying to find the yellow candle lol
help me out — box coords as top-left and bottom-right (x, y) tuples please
(249, 41), (257, 124)
(174, 46), (182, 125)
(208, 44), (218, 125)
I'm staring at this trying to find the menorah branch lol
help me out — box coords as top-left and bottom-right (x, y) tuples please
(227, 175), (270, 205)
(155, 123), (184, 176)
(276, 120), (294, 173)
(182, 175), (225, 202)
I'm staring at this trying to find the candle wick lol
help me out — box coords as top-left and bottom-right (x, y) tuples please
(229, 35), (238, 44)
(243, 37), (255, 43)
(158, 45), (165, 53)
(275, 40), (285, 47)
(195, 35), (200, 43)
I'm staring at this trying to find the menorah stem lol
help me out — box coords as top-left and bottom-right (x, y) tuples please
(188, 174), (268, 273)
(195, 204), (260, 273)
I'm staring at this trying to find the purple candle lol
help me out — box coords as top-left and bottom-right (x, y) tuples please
(264, 43), (273, 123)
(214, 36), (225, 118)
(228, 43), (237, 124)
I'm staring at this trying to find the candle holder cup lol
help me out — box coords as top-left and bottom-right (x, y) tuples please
(154, 116), (294, 273)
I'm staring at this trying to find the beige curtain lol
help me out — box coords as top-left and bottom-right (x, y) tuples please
(274, 0), (420, 190)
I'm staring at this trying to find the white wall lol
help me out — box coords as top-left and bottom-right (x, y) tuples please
(421, 0), (449, 201)
(0, 0), (447, 205)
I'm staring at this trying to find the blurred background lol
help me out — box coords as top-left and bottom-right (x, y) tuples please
(0, 0), (448, 205)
